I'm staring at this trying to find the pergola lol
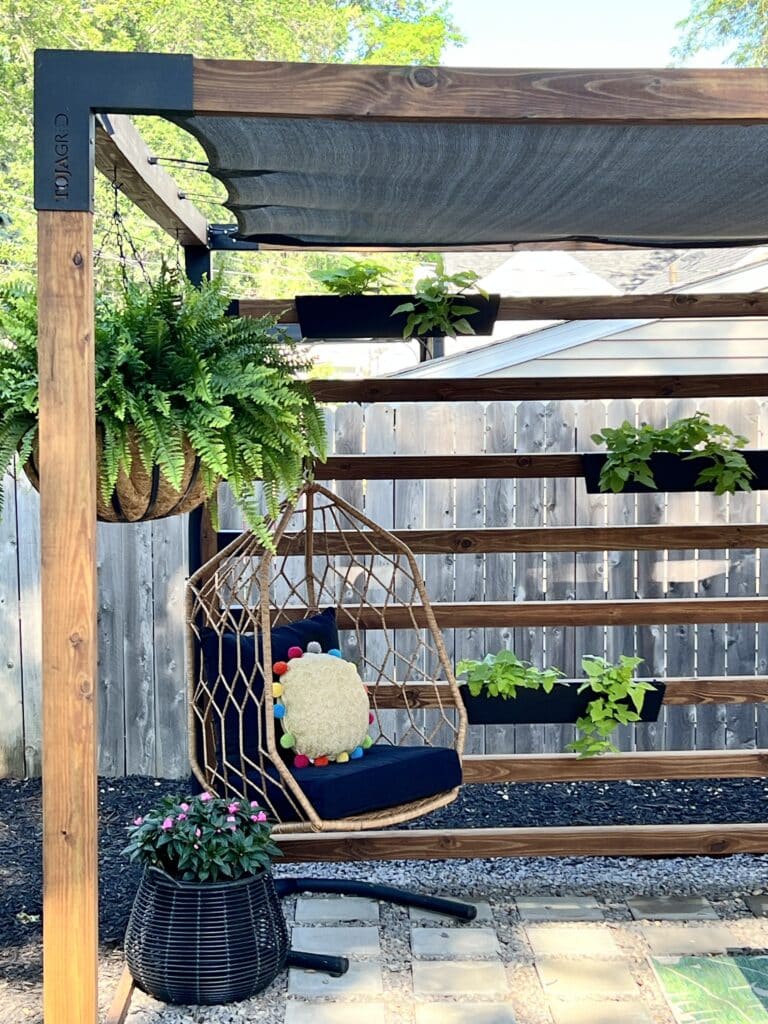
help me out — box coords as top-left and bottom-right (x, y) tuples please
(32, 49), (768, 1024)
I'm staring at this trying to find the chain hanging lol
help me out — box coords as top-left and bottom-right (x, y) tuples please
(94, 169), (151, 289)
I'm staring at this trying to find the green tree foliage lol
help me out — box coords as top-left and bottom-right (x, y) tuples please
(673, 1), (768, 66)
(0, 0), (462, 285)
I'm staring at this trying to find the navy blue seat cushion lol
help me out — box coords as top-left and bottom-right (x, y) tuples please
(289, 743), (462, 819)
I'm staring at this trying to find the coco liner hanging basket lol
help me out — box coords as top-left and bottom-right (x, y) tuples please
(124, 865), (289, 1005)
(24, 428), (210, 523)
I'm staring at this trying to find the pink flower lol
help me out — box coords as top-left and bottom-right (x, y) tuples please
(199, 792), (213, 802)
(250, 814), (260, 822)
(180, 802), (190, 812)
(133, 817), (143, 826)
(193, 843), (199, 849)
(226, 815), (236, 822)
(161, 817), (174, 831)
(195, 828), (201, 838)
(227, 802), (239, 814)
(256, 811), (267, 822)
(177, 813), (187, 821)
(250, 801), (260, 809)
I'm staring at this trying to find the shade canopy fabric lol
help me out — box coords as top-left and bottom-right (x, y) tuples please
(177, 114), (768, 248)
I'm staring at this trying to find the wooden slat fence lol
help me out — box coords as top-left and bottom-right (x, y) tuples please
(1, 396), (767, 778)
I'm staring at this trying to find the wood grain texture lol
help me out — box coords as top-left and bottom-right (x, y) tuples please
(240, 294), (768, 323)
(363, 677), (768, 708)
(38, 210), (98, 1024)
(95, 116), (207, 246)
(274, 597), (768, 628)
(315, 454), (583, 480)
(310, 376), (768, 403)
(104, 967), (135, 1024)
(277, 823), (768, 861)
(218, 523), (768, 555)
(462, 750), (768, 783)
(193, 61), (768, 124)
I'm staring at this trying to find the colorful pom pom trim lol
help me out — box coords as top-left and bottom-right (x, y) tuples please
(287, 645), (303, 660)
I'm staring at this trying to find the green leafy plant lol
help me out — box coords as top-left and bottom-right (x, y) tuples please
(0, 269), (327, 541)
(567, 655), (655, 758)
(456, 649), (564, 699)
(309, 260), (390, 296)
(392, 256), (489, 338)
(592, 412), (754, 495)
(122, 791), (281, 883)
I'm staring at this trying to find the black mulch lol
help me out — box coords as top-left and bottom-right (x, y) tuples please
(2, 774), (768, 990)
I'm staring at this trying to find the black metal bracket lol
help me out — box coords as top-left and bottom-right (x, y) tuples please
(208, 223), (263, 251)
(34, 49), (194, 212)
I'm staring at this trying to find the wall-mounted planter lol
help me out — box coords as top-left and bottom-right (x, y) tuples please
(294, 293), (500, 340)
(582, 451), (768, 494)
(459, 680), (666, 725)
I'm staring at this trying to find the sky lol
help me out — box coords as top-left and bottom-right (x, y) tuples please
(443, 0), (732, 68)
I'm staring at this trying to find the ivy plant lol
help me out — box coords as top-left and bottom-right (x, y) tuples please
(0, 269), (327, 543)
(592, 412), (754, 495)
(456, 649), (564, 700)
(392, 256), (489, 338)
(309, 260), (390, 296)
(567, 655), (656, 758)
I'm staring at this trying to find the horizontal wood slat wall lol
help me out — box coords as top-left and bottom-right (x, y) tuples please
(238, 294), (768, 323)
(276, 823), (768, 861)
(462, 750), (768, 783)
(275, 597), (768, 628)
(310, 376), (768, 403)
(218, 524), (768, 554)
(369, 678), (768, 708)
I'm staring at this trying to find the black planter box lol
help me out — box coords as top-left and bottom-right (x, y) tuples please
(460, 680), (666, 725)
(294, 293), (500, 340)
(582, 450), (768, 494)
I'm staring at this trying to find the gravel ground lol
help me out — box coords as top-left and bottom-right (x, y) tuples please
(2, 775), (768, 1023)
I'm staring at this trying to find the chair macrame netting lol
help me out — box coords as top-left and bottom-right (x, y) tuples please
(186, 482), (466, 833)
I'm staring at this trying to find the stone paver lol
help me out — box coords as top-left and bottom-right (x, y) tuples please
(416, 1004), (516, 1024)
(628, 896), (718, 921)
(525, 925), (622, 959)
(409, 900), (493, 924)
(287, 960), (383, 997)
(536, 958), (639, 999)
(516, 897), (603, 922)
(412, 959), (507, 997)
(285, 1003), (387, 1024)
(291, 925), (381, 957)
(550, 1000), (653, 1024)
(746, 895), (768, 917)
(640, 923), (737, 956)
(294, 895), (379, 923)
(411, 926), (500, 959)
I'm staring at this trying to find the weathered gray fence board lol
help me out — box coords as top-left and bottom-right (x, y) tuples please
(0, 473), (24, 777)
(123, 524), (156, 775)
(15, 471), (42, 776)
(757, 400), (768, 750)
(97, 524), (127, 777)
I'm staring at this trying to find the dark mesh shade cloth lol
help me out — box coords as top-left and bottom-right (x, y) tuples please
(176, 115), (768, 247)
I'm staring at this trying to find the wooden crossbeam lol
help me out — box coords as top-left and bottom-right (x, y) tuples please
(316, 454), (582, 480)
(219, 524), (768, 554)
(368, 677), (768, 709)
(276, 823), (768, 861)
(236, 294), (768, 323)
(276, 597), (768, 628)
(462, 750), (768, 783)
(193, 62), (768, 125)
(95, 114), (208, 246)
(310, 375), (768, 403)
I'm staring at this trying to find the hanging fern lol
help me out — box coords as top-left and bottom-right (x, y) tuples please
(0, 268), (327, 534)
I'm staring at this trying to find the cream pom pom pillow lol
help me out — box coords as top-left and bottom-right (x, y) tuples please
(271, 643), (373, 768)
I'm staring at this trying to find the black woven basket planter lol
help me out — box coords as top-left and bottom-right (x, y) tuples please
(124, 866), (289, 1005)
(460, 681), (666, 725)
(582, 451), (768, 494)
(294, 293), (500, 339)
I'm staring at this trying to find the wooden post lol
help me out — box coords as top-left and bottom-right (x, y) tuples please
(38, 210), (98, 1024)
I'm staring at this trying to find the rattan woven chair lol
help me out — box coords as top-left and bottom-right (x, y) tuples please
(186, 482), (474, 935)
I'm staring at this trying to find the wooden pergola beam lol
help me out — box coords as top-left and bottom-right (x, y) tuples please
(95, 114), (208, 247)
(236, 293), (768, 323)
(193, 62), (768, 124)
(310, 376), (768, 403)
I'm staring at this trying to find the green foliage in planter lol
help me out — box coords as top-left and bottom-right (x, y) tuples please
(592, 412), (754, 495)
(455, 649), (564, 699)
(392, 256), (489, 338)
(123, 791), (282, 883)
(567, 655), (655, 758)
(309, 260), (391, 296)
(0, 269), (327, 541)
